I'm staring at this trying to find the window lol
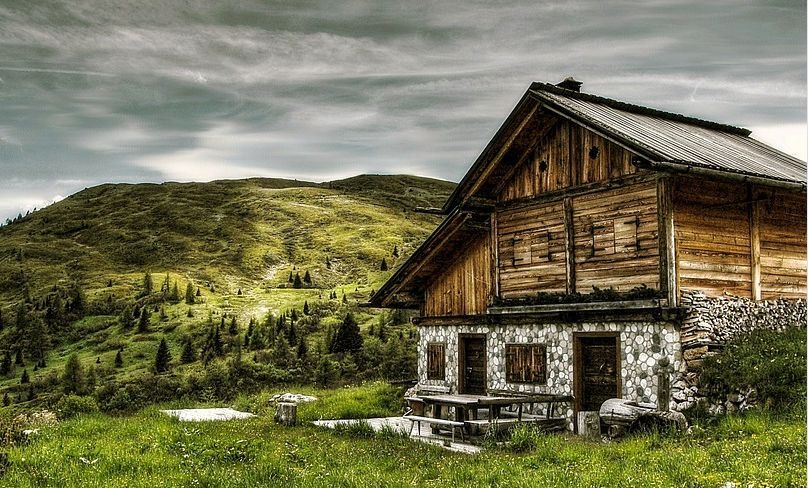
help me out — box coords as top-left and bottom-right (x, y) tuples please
(505, 344), (547, 384)
(591, 215), (640, 257)
(426, 343), (445, 380)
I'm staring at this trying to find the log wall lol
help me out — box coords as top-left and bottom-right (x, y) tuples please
(498, 201), (568, 298)
(423, 232), (491, 316)
(756, 187), (807, 299)
(673, 179), (806, 299)
(572, 182), (660, 292)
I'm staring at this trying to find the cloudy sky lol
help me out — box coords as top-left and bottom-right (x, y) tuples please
(1, 0), (805, 222)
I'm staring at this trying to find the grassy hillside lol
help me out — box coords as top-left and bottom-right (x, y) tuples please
(0, 174), (454, 411)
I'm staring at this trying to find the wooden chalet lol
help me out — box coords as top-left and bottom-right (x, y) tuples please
(371, 79), (807, 430)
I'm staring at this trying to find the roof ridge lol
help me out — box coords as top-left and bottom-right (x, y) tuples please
(530, 82), (752, 136)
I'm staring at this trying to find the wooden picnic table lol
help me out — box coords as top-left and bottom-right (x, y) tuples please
(411, 392), (574, 424)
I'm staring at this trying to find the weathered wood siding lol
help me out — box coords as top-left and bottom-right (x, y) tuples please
(674, 179), (752, 297)
(498, 201), (567, 298)
(423, 233), (491, 316)
(572, 182), (660, 292)
(496, 181), (661, 298)
(498, 119), (638, 201)
(756, 188), (807, 299)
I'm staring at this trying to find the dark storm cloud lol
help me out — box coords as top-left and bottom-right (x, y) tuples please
(0, 0), (805, 221)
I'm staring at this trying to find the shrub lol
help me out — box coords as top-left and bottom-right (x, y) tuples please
(700, 325), (807, 412)
(56, 394), (99, 419)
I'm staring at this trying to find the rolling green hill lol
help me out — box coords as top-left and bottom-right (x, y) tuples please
(0, 174), (454, 411)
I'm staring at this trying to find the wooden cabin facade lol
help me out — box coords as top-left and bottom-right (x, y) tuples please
(371, 80), (807, 429)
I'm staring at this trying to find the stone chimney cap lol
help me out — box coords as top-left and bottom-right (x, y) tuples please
(556, 77), (583, 92)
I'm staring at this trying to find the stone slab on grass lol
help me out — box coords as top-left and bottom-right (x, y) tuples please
(162, 408), (257, 422)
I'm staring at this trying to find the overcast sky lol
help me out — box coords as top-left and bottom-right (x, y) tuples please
(1, 0), (805, 222)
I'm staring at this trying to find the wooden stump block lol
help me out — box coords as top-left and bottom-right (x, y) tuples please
(577, 411), (600, 439)
(274, 402), (297, 426)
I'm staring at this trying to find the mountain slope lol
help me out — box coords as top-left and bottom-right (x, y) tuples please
(0, 175), (454, 306)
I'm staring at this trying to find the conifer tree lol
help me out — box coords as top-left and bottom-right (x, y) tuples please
(303, 301), (310, 315)
(296, 337), (308, 361)
(2, 393), (9, 407)
(119, 306), (135, 329)
(155, 338), (172, 373)
(170, 281), (180, 302)
(180, 339), (197, 364)
(1, 352), (12, 376)
(137, 308), (151, 333)
(331, 312), (363, 353)
(114, 350), (123, 368)
(20, 369), (29, 384)
(393, 245), (399, 257)
(87, 365), (97, 391)
(14, 349), (23, 366)
(62, 353), (85, 395)
(228, 316), (238, 336)
(27, 384), (36, 401)
(326, 256), (331, 269)
(142, 272), (153, 296)
(293, 273), (303, 289)
(380, 258), (388, 271)
(303, 270), (312, 285)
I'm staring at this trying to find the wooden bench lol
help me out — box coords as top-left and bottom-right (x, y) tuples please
(403, 414), (465, 443)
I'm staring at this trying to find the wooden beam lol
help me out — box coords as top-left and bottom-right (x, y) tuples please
(657, 177), (678, 307)
(490, 211), (500, 303)
(749, 185), (762, 301)
(563, 197), (576, 295)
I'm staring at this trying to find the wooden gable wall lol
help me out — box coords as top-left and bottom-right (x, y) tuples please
(498, 118), (638, 201)
(423, 232), (491, 316)
(494, 118), (661, 300)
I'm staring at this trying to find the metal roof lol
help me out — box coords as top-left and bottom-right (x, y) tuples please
(531, 83), (807, 185)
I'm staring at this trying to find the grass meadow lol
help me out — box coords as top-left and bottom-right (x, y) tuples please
(1, 382), (805, 487)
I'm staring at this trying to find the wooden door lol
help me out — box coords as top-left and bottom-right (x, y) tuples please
(459, 335), (486, 395)
(574, 334), (620, 412)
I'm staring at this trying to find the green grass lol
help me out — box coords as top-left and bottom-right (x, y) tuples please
(1, 384), (805, 487)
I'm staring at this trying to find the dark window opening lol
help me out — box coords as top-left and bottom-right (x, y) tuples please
(426, 343), (445, 380)
(506, 344), (547, 384)
(589, 146), (600, 159)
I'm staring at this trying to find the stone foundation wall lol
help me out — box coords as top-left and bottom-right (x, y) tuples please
(674, 291), (806, 411)
(418, 319), (682, 429)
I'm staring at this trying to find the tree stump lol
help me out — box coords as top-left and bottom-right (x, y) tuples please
(274, 402), (297, 426)
(577, 411), (601, 439)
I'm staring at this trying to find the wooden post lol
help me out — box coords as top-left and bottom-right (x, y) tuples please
(657, 357), (671, 412)
(274, 402), (297, 426)
(563, 197), (576, 294)
(657, 177), (677, 307)
(749, 186), (762, 301)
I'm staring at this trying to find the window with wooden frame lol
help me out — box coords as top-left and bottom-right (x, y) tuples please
(505, 344), (547, 384)
(426, 343), (446, 380)
(591, 216), (640, 257)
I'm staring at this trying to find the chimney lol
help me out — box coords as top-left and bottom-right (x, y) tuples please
(556, 77), (583, 92)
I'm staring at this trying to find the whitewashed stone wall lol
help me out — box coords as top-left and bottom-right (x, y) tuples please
(417, 319), (683, 428)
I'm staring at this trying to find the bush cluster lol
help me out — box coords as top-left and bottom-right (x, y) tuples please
(699, 324), (807, 412)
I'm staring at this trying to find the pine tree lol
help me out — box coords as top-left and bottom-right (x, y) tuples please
(228, 316), (238, 335)
(303, 301), (310, 315)
(180, 339), (197, 364)
(293, 273), (303, 289)
(27, 384), (36, 401)
(331, 312), (363, 353)
(137, 308), (151, 333)
(114, 350), (123, 368)
(303, 270), (312, 285)
(1, 352), (12, 376)
(14, 349), (23, 366)
(62, 353), (85, 395)
(155, 338), (172, 373)
(142, 272), (153, 296)
(296, 337), (308, 361)
(380, 258), (388, 271)
(119, 306), (135, 329)
(326, 256), (332, 269)
(86, 365), (97, 391)
(2, 393), (9, 407)
(393, 245), (399, 257)
(170, 281), (180, 302)
(20, 369), (29, 384)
